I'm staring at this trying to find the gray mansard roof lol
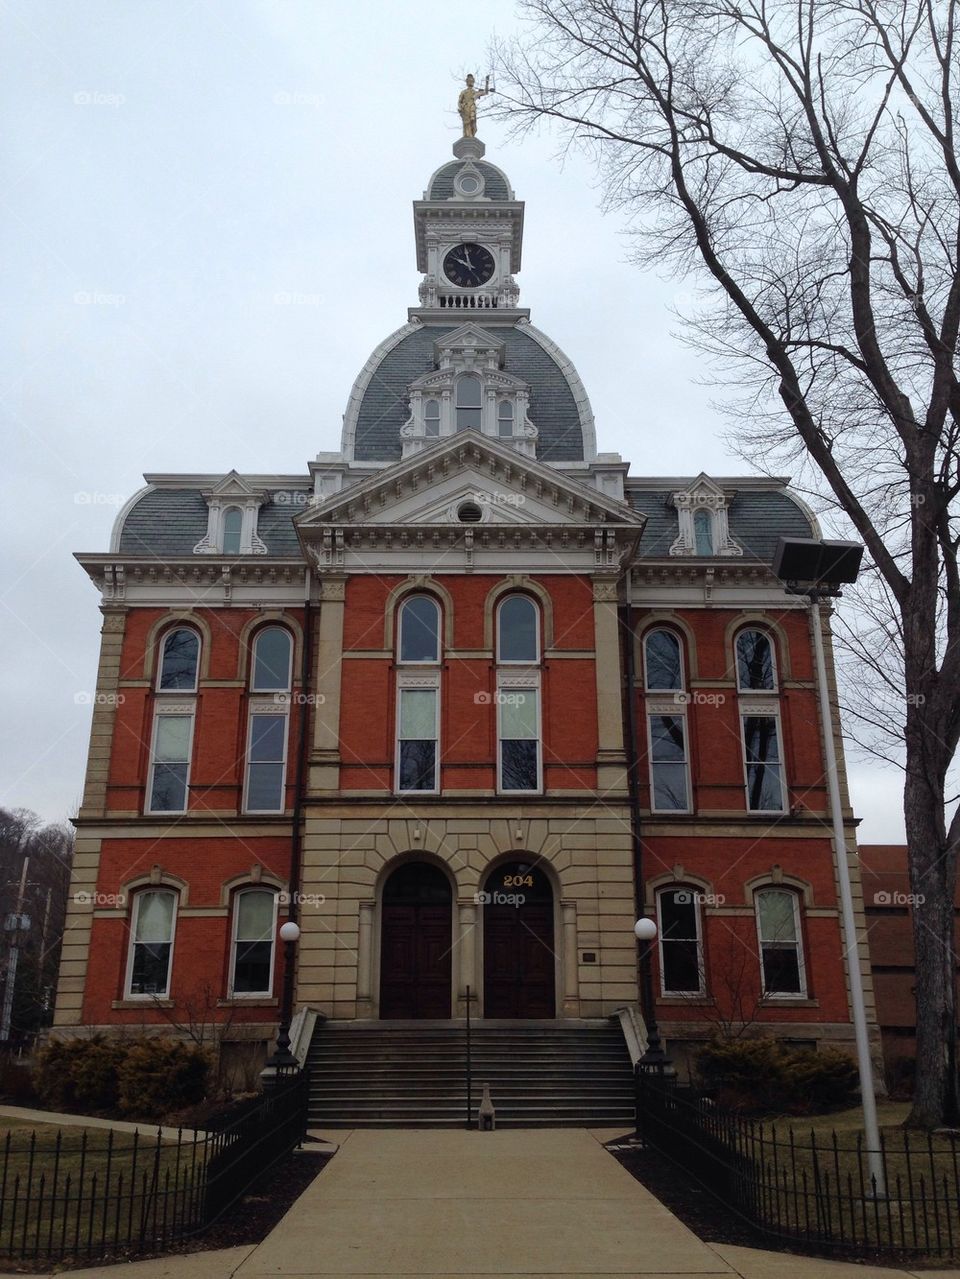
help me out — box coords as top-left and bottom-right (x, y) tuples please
(351, 323), (587, 463)
(114, 474), (814, 562)
(426, 160), (512, 202)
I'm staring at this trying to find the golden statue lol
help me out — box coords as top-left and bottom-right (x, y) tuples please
(458, 74), (491, 138)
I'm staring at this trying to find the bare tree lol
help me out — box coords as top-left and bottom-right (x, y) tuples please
(492, 0), (960, 1126)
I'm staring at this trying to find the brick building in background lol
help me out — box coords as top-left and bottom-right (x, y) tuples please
(52, 128), (881, 1105)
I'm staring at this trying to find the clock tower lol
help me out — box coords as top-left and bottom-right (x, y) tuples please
(413, 134), (525, 313)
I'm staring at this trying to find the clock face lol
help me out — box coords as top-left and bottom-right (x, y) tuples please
(443, 243), (496, 288)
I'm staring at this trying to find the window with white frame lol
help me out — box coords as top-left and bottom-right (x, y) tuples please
(157, 627), (200, 692)
(455, 375), (482, 431)
(396, 684), (439, 792)
(147, 707), (194, 813)
(424, 398), (441, 437)
(741, 711), (786, 812)
(496, 595), (539, 663)
(736, 628), (777, 691)
(398, 594), (441, 663)
(230, 887), (277, 996)
(657, 887), (704, 995)
(244, 628), (293, 813)
(647, 712), (691, 811)
(126, 888), (177, 997)
(498, 686), (540, 792)
(643, 629), (683, 691)
(222, 507), (243, 554)
(497, 399), (514, 437)
(755, 887), (806, 996)
(693, 508), (714, 556)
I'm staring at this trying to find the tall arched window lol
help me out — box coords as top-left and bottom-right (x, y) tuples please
(126, 888), (177, 997)
(693, 509), (714, 556)
(222, 507), (243, 554)
(251, 627), (293, 692)
(398, 595), (440, 663)
(643, 629), (683, 691)
(157, 628), (200, 692)
(497, 400), (514, 437)
(656, 886), (704, 995)
(245, 627), (293, 813)
(230, 888), (277, 996)
(455, 375), (482, 431)
(735, 628), (777, 691)
(496, 595), (539, 664)
(424, 398), (440, 437)
(495, 595), (542, 793)
(755, 887), (806, 996)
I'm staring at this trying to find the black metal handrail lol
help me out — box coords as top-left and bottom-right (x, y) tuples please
(465, 983), (473, 1129)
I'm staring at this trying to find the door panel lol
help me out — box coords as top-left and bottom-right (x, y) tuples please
(379, 865), (452, 1019)
(483, 865), (556, 1018)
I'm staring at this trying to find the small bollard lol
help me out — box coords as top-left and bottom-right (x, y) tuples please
(478, 1082), (496, 1130)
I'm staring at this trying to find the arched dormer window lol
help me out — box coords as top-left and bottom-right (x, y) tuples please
(244, 627), (293, 814)
(643, 629), (683, 692)
(455, 375), (482, 431)
(736, 628), (777, 691)
(497, 400), (514, 437)
(157, 627), (200, 692)
(693, 508), (713, 556)
(424, 399), (440, 437)
(398, 594), (441, 664)
(496, 595), (539, 664)
(222, 507), (243, 555)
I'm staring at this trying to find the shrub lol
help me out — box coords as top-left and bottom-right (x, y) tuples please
(696, 1038), (859, 1115)
(34, 1035), (127, 1114)
(117, 1039), (211, 1120)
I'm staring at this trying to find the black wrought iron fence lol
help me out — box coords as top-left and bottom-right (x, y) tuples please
(0, 1072), (308, 1264)
(636, 1073), (960, 1260)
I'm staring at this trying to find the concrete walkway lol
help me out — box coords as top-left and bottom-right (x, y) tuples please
(5, 1127), (960, 1278)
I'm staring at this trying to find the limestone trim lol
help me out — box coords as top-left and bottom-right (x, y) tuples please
(644, 867), (715, 913)
(382, 577), (456, 653)
(119, 866), (191, 908)
(78, 608), (128, 819)
(219, 866), (287, 907)
(744, 868), (815, 909)
(142, 612), (212, 684)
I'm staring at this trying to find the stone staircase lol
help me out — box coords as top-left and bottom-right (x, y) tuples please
(306, 1020), (635, 1128)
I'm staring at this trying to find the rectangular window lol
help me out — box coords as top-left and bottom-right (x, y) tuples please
(648, 714), (690, 811)
(741, 713), (786, 811)
(498, 688), (540, 792)
(231, 891), (277, 995)
(658, 889), (704, 994)
(147, 712), (194, 814)
(244, 712), (288, 813)
(397, 687), (438, 792)
(127, 890), (176, 997)
(757, 889), (805, 996)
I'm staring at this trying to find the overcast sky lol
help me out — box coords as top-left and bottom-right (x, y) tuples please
(0, 0), (905, 842)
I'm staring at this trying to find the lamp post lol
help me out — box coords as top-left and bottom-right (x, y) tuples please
(634, 917), (670, 1074)
(772, 536), (885, 1193)
(266, 920), (301, 1080)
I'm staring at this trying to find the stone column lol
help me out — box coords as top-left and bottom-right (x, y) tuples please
(562, 900), (579, 1015)
(356, 900), (374, 1016)
(592, 577), (628, 793)
(457, 900), (478, 1015)
(309, 575), (346, 792)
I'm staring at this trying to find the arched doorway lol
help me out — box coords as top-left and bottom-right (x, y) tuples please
(482, 861), (556, 1018)
(379, 862), (452, 1019)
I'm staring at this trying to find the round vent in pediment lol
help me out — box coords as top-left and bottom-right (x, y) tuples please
(457, 500), (484, 524)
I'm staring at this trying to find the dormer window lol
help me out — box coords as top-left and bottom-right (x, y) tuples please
(193, 472), (268, 556)
(424, 399), (440, 437)
(222, 507), (243, 555)
(456, 375), (482, 431)
(693, 508), (714, 556)
(497, 400), (514, 437)
(669, 474), (743, 557)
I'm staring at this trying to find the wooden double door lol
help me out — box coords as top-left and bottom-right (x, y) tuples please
(482, 862), (556, 1019)
(379, 862), (452, 1019)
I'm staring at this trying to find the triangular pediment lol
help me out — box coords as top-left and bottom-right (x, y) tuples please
(433, 323), (505, 366)
(296, 433), (643, 533)
(202, 470), (267, 502)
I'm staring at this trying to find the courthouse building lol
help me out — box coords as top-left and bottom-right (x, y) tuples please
(53, 120), (879, 1112)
